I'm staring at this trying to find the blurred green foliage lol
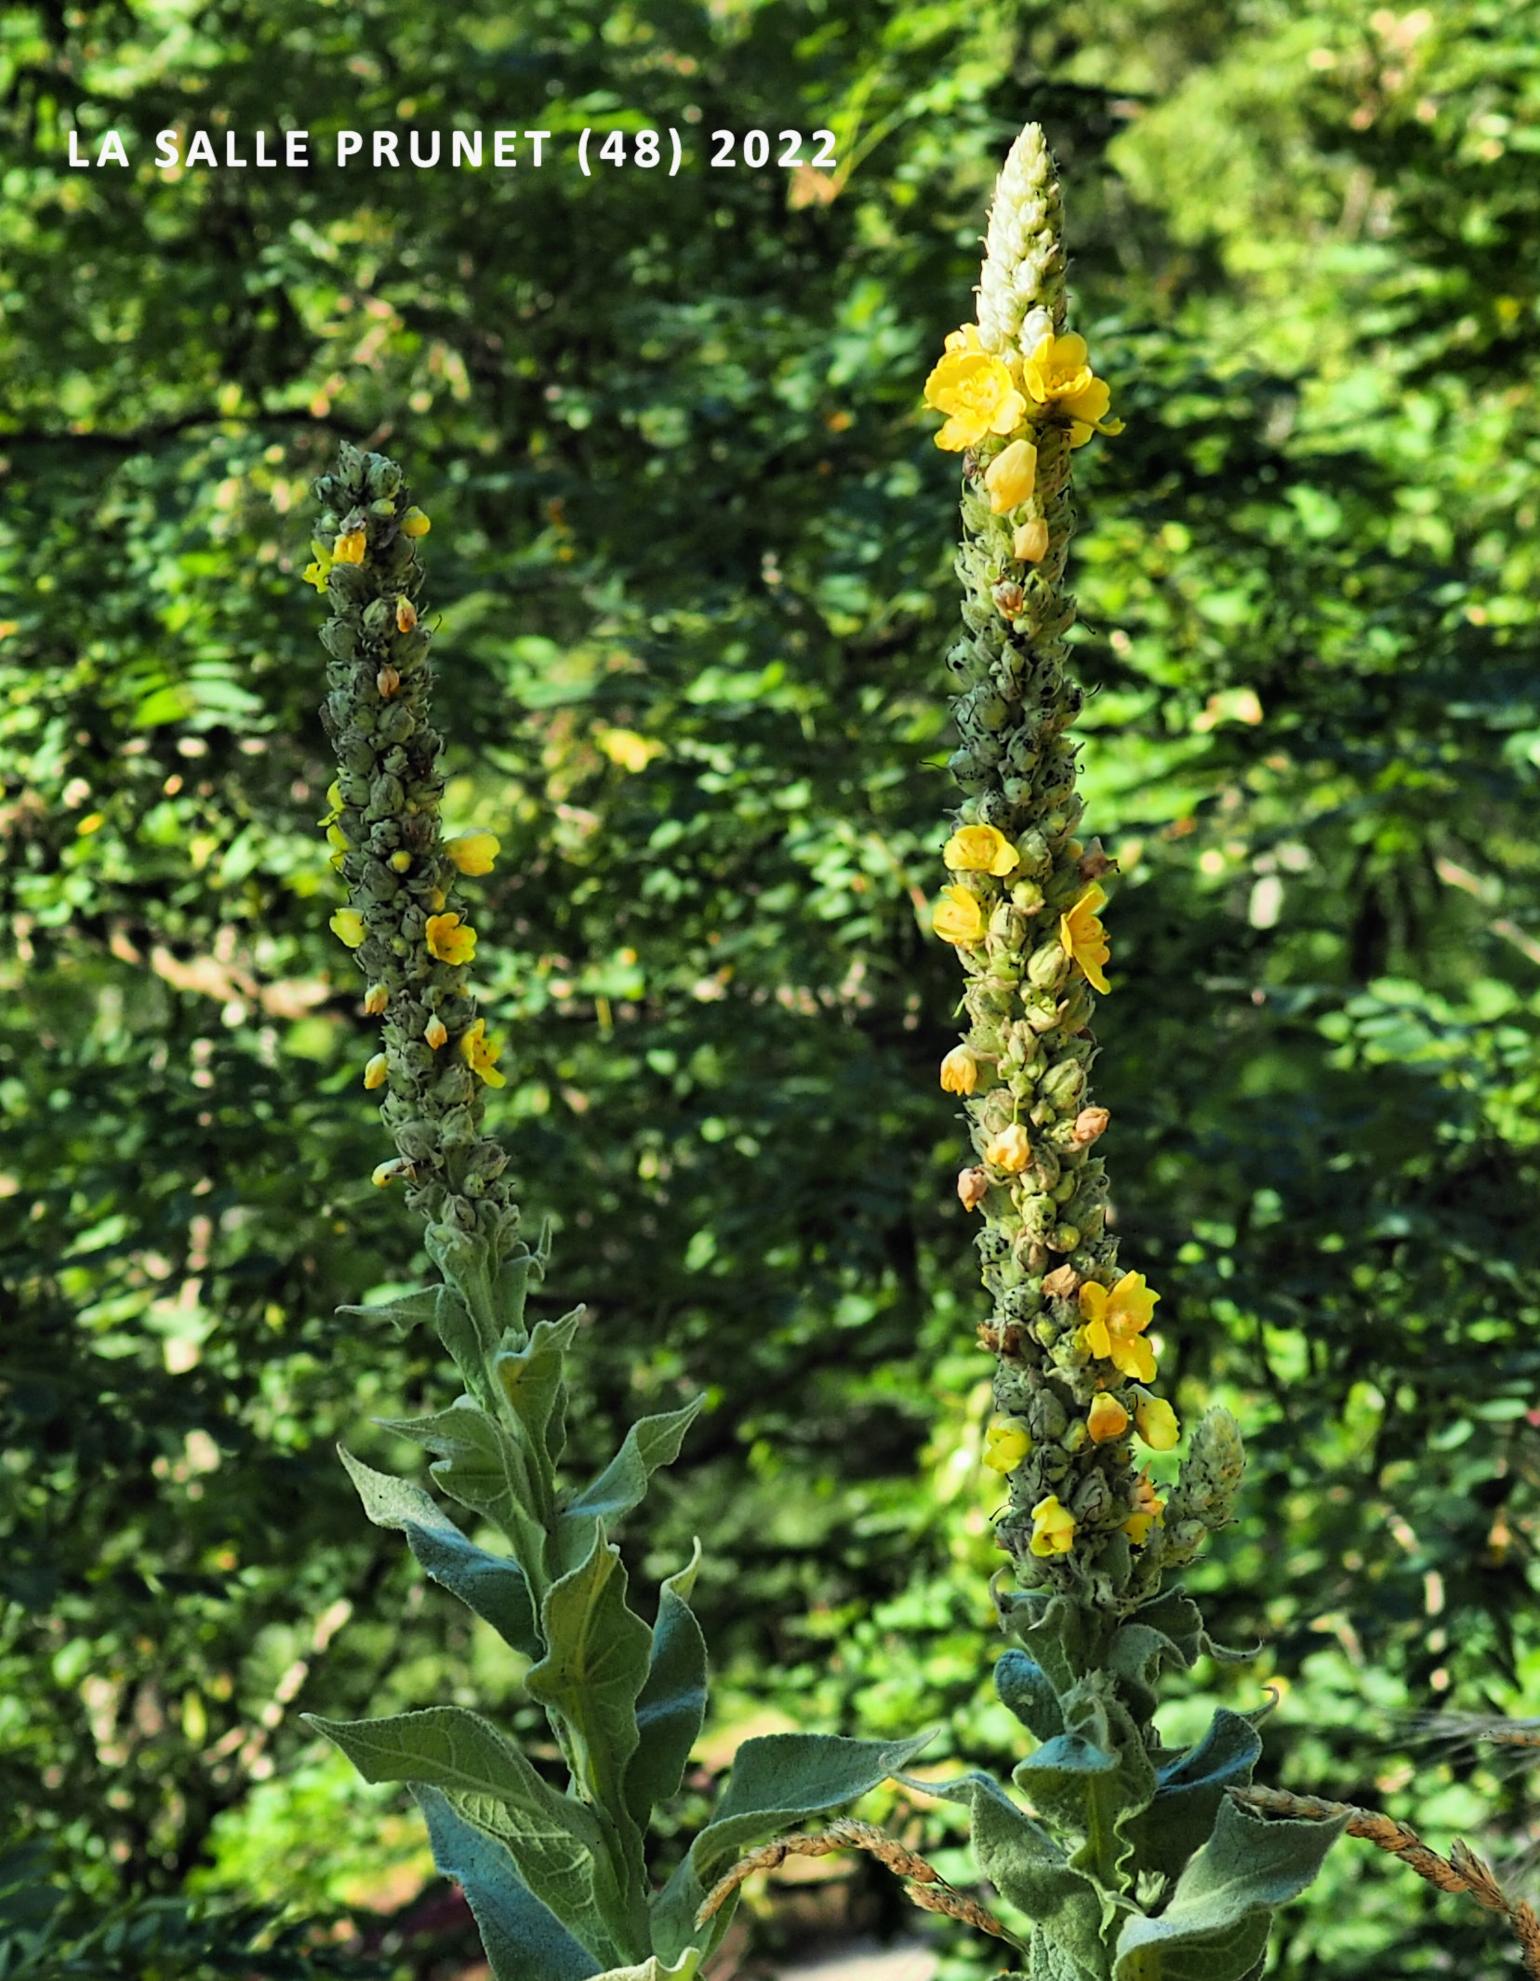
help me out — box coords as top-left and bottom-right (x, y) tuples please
(2, 0), (1538, 1974)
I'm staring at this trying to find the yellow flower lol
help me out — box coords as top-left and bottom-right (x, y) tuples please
(932, 884), (986, 946)
(984, 437), (1038, 514)
(1135, 1395), (1180, 1452)
(1060, 883), (1111, 994)
(983, 1418), (1032, 1474)
(1078, 1271), (1159, 1384)
(425, 912), (477, 966)
(445, 830), (501, 876)
(1021, 330), (1124, 449)
(333, 529), (367, 566)
(303, 538), (335, 591)
(1013, 518), (1049, 564)
(363, 1053), (388, 1091)
(924, 325), (1028, 452)
(396, 597), (418, 633)
(400, 507), (431, 538)
(985, 1122), (1031, 1174)
(326, 823), (350, 855)
(1029, 1494), (1076, 1558)
(1086, 1393), (1130, 1445)
(943, 823), (1018, 876)
(329, 908), (366, 949)
(1124, 1473), (1165, 1548)
(939, 1045), (979, 1096)
(460, 1017), (506, 1088)
(424, 1015), (448, 1050)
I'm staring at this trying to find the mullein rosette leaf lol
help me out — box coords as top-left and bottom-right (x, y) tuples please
(925, 128), (1340, 1977)
(299, 446), (933, 1981)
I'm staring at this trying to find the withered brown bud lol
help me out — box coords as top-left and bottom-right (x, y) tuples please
(377, 665), (401, 699)
(1041, 1263), (1081, 1301)
(1071, 1106), (1111, 1147)
(957, 1166), (990, 1212)
(1078, 837), (1117, 883)
(993, 579), (1026, 620)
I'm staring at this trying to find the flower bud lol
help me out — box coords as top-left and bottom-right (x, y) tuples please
(363, 598), (395, 636)
(1012, 518), (1050, 563)
(1027, 942), (1071, 991)
(377, 665), (401, 699)
(1071, 1106), (1110, 1147)
(363, 1052), (388, 1091)
(1136, 1395), (1180, 1451)
(363, 983), (389, 1016)
(396, 597), (418, 633)
(1041, 1059), (1085, 1108)
(371, 1157), (412, 1188)
(939, 1044), (979, 1095)
(424, 1014), (448, 1050)
(957, 1167), (989, 1212)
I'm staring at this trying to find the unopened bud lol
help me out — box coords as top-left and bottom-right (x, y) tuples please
(939, 1044), (979, 1096)
(1071, 1106), (1110, 1147)
(396, 597), (418, 634)
(377, 665), (401, 699)
(1012, 518), (1049, 563)
(985, 1123), (1032, 1174)
(424, 1014), (448, 1050)
(363, 1053), (388, 1091)
(363, 983), (389, 1016)
(1027, 941), (1071, 992)
(957, 1167), (989, 1212)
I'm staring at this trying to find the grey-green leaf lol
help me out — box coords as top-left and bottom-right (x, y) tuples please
(625, 1550), (709, 1829)
(557, 1399), (703, 1569)
(526, 1525), (652, 1841)
(1125, 1709), (1264, 1887)
(496, 1306), (585, 1470)
(413, 1785), (600, 1981)
(651, 1728), (934, 1963)
(337, 1447), (539, 1657)
(1113, 1797), (1345, 1981)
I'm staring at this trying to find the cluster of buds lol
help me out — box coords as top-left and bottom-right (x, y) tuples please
(310, 444), (512, 1249)
(926, 127), (1238, 1605)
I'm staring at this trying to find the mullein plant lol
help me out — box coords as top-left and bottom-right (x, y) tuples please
(297, 445), (937, 1981)
(913, 124), (1347, 1978)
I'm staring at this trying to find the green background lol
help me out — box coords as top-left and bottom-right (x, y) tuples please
(3, 0), (1539, 1973)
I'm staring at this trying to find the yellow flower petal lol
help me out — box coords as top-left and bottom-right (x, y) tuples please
(932, 884), (986, 946)
(984, 437), (1038, 514)
(425, 912), (477, 966)
(445, 829), (501, 876)
(1087, 1394), (1130, 1444)
(329, 908), (366, 949)
(943, 824), (1018, 876)
(939, 1045), (979, 1096)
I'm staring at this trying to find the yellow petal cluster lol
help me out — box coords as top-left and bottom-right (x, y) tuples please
(1029, 1494), (1076, 1558)
(939, 1045), (979, 1095)
(460, 1017), (507, 1088)
(1021, 331), (1124, 449)
(303, 538), (335, 591)
(932, 884), (986, 946)
(333, 529), (367, 566)
(1060, 884), (1111, 993)
(923, 325), (1028, 453)
(944, 823), (1018, 876)
(1124, 1473), (1165, 1547)
(445, 830), (501, 876)
(985, 1123), (1031, 1174)
(329, 908), (366, 949)
(984, 437), (1037, 515)
(1086, 1393), (1130, 1444)
(1078, 1271), (1159, 1384)
(983, 1418), (1032, 1474)
(425, 911), (477, 966)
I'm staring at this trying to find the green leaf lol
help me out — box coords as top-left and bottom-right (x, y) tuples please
(376, 1399), (546, 1572)
(526, 1524), (651, 1845)
(1113, 1797), (1345, 1981)
(336, 1285), (444, 1339)
(1016, 1688), (1155, 1896)
(496, 1306), (585, 1474)
(1125, 1710), (1264, 1887)
(413, 1785), (600, 1981)
(557, 1399), (703, 1569)
(651, 1728), (934, 1962)
(625, 1546), (708, 1829)
(337, 1447), (539, 1657)
(913, 1770), (1099, 1976)
(305, 1707), (627, 1961)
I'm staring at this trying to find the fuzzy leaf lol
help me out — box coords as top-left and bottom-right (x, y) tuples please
(496, 1307), (584, 1472)
(625, 1547), (708, 1829)
(306, 1707), (626, 1959)
(996, 1650), (1064, 1742)
(651, 1729), (933, 1962)
(338, 1447), (539, 1656)
(413, 1785), (600, 1981)
(1017, 1689), (1155, 1894)
(335, 1285), (444, 1339)
(557, 1399), (703, 1569)
(1125, 1710), (1264, 1886)
(526, 1525), (651, 1848)
(1113, 1797), (1345, 1980)
(917, 1769), (1102, 1977)
(376, 1399), (546, 1569)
